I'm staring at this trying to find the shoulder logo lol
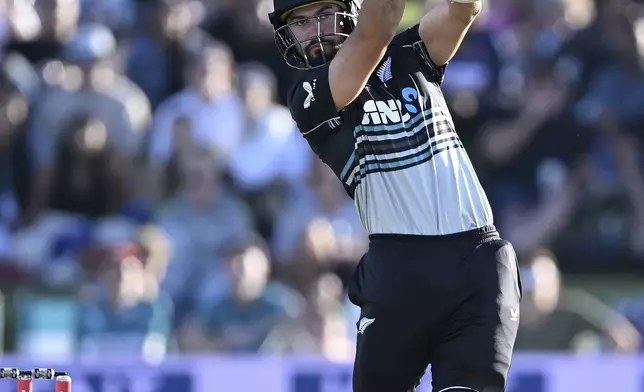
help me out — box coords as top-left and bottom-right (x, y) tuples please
(303, 79), (316, 109)
(357, 317), (375, 334)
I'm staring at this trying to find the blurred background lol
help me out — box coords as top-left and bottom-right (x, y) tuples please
(0, 0), (643, 390)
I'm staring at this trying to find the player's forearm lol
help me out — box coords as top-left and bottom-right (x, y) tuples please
(354, 0), (406, 43)
(418, 0), (481, 65)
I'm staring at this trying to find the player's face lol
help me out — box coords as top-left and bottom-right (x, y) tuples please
(286, 3), (347, 64)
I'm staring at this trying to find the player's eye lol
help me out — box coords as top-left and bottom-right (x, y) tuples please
(319, 14), (330, 19)
(294, 19), (308, 26)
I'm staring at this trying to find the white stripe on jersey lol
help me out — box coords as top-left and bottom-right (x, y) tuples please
(353, 146), (493, 235)
(345, 112), (453, 187)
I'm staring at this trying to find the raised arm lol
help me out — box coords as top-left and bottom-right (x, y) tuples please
(328, 0), (406, 109)
(418, 0), (482, 66)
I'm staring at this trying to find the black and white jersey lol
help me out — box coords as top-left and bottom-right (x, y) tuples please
(287, 24), (493, 236)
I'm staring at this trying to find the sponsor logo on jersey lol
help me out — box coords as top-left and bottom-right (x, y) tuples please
(360, 87), (424, 126)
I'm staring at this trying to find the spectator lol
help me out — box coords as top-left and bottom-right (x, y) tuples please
(476, 53), (592, 257)
(155, 146), (253, 322)
(574, 13), (644, 255)
(261, 272), (353, 360)
(0, 54), (31, 239)
(47, 114), (130, 218)
(229, 61), (310, 193)
(0, 52), (40, 223)
(4, 0), (81, 66)
(229, 61), (311, 237)
(177, 240), (300, 353)
(515, 249), (641, 353)
(200, 0), (294, 101)
(123, 0), (199, 108)
(272, 159), (366, 274)
(77, 241), (174, 358)
(25, 23), (151, 222)
(148, 33), (244, 181)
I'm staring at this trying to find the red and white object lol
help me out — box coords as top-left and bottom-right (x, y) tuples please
(55, 375), (72, 392)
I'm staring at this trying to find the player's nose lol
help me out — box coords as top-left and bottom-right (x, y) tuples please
(304, 20), (321, 39)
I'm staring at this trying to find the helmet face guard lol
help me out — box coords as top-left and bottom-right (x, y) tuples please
(270, 1), (359, 70)
(273, 13), (357, 70)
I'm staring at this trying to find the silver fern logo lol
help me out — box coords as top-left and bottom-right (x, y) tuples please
(358, 317), (375, 334)
(376, 56), (393, 86)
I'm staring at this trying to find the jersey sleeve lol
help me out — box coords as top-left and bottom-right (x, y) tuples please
(392, 23), (447, 85)
(287, 64), (343, 138)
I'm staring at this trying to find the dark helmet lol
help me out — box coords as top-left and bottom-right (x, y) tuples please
(268, 0), (360, 70)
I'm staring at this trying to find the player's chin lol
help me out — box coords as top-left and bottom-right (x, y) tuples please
(306, 48), (339, 65)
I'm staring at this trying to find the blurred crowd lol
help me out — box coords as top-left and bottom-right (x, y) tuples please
(0, 0), (644, 361)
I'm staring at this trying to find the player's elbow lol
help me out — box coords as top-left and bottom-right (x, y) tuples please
(449, 0), (482, 22)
